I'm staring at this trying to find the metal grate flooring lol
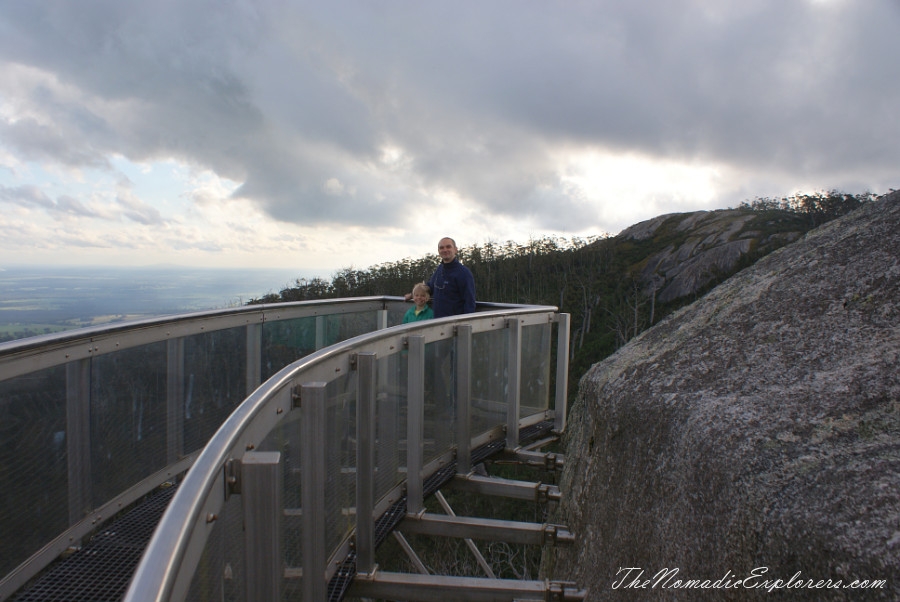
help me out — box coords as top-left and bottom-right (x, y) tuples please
(11, 484), (178, 602)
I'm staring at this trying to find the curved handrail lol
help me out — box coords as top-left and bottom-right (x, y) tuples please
(124, 305), (563, 601)
(0, 297), (402, 598)
(0, 297), (395, 379)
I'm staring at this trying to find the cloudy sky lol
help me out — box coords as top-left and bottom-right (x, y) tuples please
(1, 0), (898, 273)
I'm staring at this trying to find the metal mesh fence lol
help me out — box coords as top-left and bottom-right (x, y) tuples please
(1, 302), (564, 601)
(0, 369), (68, 580)
(521, 322), (552, 417)
(471, 328), (509, 437)
(90, 342), (169, 508)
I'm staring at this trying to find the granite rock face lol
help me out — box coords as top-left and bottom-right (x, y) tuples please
(621, 209), (804, 304)
(550, 191), (900, 600)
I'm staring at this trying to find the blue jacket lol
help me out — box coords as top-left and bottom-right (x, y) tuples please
(427, 258), (476, 318)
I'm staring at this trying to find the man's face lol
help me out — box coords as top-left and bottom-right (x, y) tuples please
(438, 238), (457, 263)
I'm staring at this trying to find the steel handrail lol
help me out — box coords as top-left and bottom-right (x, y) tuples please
(0, 297), (396, 379)
(124, 305), (562, 602)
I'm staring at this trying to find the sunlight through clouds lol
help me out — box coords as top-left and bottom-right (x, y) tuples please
(559, 150), (730, 228)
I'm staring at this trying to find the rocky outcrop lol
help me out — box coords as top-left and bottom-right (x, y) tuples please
(620, 209), (804, 304)
(549, 191), (900, 600)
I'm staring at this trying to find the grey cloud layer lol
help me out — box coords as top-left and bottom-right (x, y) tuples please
(1, 0), (898, 230)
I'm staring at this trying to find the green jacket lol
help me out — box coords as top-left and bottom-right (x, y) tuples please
(403, 304), (434, 323)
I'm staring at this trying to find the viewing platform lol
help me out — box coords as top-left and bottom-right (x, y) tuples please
(0, 297), (585, 601)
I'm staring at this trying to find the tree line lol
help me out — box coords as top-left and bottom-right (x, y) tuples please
(250, 190), (875, 380)
(739, 189), (879, 226)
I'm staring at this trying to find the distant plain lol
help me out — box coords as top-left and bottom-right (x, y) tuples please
(0, 265), (312, 340)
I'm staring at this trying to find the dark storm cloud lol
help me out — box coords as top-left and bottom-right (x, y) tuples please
(1, 0), (898, 231)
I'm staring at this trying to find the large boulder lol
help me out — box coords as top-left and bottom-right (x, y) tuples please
(549, 191), (900, 600)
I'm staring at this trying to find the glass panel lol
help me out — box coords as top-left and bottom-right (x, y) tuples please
(325, 373), (356, 554)
(261, 316), (319, 381)
(0, 367), (68, 578)
(182, 327), (248, 453)
(324, 311), (378, 347)
(375, 353), (404, 502)
(471, 328), (508, 438)
(521, 323), (552, 418)
(90, 342), (168, 507)
(264, 411), (303, 582)
(186, 491), (244, 601)
(386, 305), (407, 327)
(423, 338), (456, 465)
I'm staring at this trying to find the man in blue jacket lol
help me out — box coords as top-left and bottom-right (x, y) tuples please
(426, 237), (476, 317)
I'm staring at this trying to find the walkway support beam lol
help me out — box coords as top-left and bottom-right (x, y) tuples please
(449, 473), (561, 504)
(400, 513), (574, 546)
(348, 572), (587, 602)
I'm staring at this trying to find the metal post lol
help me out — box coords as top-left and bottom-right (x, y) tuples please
(246, 322), (262, 396)
(315, 316), (326, 350)
(406, 335), (425, 515)
(506, 318), (522, 450)
(356, 352), (377, 576)
(166, 338), (185, 466)
(301, 382), (327, 601)
(554, 313), (571, 433)
(66, 358), (92, 526)
(243, 451), (283, 601)
(455, 325), (472, 475)
(376, 309), (390, 398)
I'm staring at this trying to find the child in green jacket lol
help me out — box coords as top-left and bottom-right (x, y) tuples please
(403, 282), (434, 323)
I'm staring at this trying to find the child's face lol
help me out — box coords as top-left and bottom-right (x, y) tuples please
(413, 290), (428, 307)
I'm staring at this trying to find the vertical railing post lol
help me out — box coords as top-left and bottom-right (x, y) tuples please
(554, 313), (571, 433)
(315, 316), (326, 350)
(301, 382), (327, 601)
(406, 335), (425, 515)
(506, 318), (522, 450)
(66, 358), (92, 526)
(166, 338), (185, 465)
(243, 451), (283, 601)
(246, 322), (262, 396)
(455, 325), (472, 475)
(376, 308), (389, 397)
(356, 352), (377, 575)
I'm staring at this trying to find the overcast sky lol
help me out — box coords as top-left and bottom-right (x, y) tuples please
(1, 0), (898, 273)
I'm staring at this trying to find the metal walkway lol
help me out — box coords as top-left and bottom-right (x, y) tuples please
(11, 423), (575, 602)
(1, 298), (582, 601)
